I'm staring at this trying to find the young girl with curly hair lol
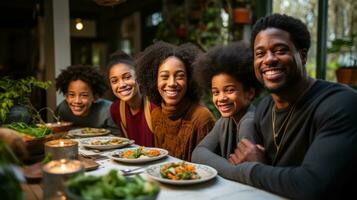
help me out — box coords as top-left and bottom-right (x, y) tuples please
(55, 65), (118, 133)
(136, 41), (215, 161)
(107, 50), (155, 146)
(191, 42), (262, 180)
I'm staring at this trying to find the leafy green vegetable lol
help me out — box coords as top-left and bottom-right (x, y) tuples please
(3, 122), (52, 138)
(66, 169), (160, 200)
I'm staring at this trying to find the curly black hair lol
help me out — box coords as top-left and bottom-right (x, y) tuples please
(251, 13), (311, 53)
(135, 41), (202, 105)
(193, 42), (261, 98)
(56, 65), (108, 97)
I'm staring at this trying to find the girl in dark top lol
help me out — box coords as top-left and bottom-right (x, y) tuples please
(191, 42), (262, 179)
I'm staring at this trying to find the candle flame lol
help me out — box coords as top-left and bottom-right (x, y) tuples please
(60, 140), (64, 146)
(60, 163), (67, 171)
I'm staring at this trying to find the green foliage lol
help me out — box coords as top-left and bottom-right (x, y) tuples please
(156, 0), (227, 50)
(0, 164), (23, 200)
(0, 76), (51, 124)
(0, 142), (24, 199)
(188, 2), (225, 51)
(328, 38), (354, 53)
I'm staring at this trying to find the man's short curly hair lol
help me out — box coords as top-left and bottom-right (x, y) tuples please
(193, 42), (261, 97)
(136, 41), (202, 105)
(56, 65), (108, 97)
(251, 13), (311, 53)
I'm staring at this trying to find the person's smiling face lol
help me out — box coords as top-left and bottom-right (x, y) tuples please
(211, 73), (254, 119)
(253, 28), (306, 94)
(157, 56), (187, 106)
(65, 80), (97, 117)
(109, 63), (139, 103)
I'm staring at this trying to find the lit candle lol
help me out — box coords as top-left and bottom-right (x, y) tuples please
(45, 139), (78, 160)
(43, 159), (84, 199)
(44, 159), (83, 174)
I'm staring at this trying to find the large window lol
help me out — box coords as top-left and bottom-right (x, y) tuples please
(273, 0), (357, 82)
(273, 0), (318, 78)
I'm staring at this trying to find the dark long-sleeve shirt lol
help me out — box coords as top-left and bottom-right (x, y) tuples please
(56, 99), (119, 134)
(191, 105), (257, 180)
(232, 80), (357, 199)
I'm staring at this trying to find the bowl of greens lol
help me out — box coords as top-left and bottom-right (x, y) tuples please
(65, 169), (160, 200)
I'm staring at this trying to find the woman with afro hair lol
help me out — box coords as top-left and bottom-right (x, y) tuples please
(136, 41), (215, 161)
(55, 65), (118, 134)
(191, 42), (262, 181)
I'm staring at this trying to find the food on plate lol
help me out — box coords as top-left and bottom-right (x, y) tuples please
(81, 127), (108, 134)
(114, 146), (161, 159)
(65, 169), (159, 199)
(160, 162), (200, 180)
(89, 138), (127, 145)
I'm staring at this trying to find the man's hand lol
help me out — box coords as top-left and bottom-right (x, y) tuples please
(228, 138), (265, 165)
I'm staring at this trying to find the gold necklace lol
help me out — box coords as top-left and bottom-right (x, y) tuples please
(270, 78), (316, 164)
(271, 102), (297, 163)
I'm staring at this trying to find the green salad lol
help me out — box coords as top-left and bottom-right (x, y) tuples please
(65, 169), (160, 200)
(160, 162), (200, 180)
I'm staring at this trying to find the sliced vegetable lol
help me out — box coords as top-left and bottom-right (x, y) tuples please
(160, 162), (200, 180)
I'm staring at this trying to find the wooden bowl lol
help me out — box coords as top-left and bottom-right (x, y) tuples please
(38, 122), (73, 133)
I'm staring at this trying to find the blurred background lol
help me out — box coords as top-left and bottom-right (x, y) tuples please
(0, 0), (356, 120)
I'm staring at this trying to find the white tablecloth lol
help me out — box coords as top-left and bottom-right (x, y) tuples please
(84, 153), (285, 200)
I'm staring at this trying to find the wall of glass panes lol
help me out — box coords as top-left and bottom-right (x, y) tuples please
(273, 0), (357, 82)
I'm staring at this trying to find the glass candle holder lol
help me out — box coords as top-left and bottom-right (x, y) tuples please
(42, 159), (84, 200)
(45, 139), (78, 160)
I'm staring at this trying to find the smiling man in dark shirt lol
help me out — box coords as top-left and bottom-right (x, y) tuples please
(228, 13), (357, 199)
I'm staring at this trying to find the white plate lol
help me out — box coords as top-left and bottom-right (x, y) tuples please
(79, 136), (133, 150)
(145, 162), (217, 185)
(68, 128), (110, 137)
(109, 147), (168, 163)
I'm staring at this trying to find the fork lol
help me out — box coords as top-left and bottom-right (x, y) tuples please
(79, 152), (108, 160)
(120, 166), (146, 176)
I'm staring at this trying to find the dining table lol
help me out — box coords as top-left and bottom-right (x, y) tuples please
(22, 135), (286, 200)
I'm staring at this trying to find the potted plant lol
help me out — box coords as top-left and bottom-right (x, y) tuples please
(0, 76), (73, 131)
(0, 76), (51, 125)
(329, 36), (357, 86)
(0, 76), (73, 159)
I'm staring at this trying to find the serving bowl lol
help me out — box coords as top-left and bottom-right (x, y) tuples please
(65, 169), (160, 200)
(38, 122), (73, 133)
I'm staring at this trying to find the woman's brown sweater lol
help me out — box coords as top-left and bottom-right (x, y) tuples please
(151, 99), (215, 161)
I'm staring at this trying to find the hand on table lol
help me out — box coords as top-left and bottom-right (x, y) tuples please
(228, 138), (265, 165)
